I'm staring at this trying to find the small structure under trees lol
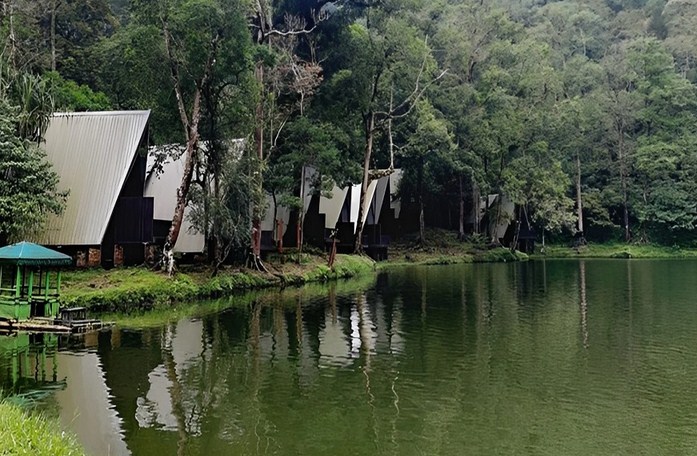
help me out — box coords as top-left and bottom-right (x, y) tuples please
(0, 242), (72, 321)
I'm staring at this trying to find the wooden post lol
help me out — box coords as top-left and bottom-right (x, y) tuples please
(277, 220), (284, 254)
(15, 266), (21, 298)
(27, 269), (33, 302)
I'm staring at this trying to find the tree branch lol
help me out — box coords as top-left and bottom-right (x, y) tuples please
(162, 17), (191, 140)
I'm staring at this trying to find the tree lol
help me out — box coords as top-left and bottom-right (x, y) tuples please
(319, 1), (446, 253)
(0, 99), (66, 244)
(133, 0), (253, 274)
(399, 100), (455, 243)
(245, 1), (326, 268)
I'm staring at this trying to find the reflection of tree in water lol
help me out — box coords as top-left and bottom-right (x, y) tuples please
(580, 260), (589, 349)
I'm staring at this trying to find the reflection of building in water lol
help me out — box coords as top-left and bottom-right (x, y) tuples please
(135, 318), (208, 435)
(319, 291), (404, 367)
(55, 351), (129, 456)
(0, 333), (128, 456)
(0, 333), (61, 395)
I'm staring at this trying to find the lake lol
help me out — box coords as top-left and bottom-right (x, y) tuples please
(3, 259), (697, 455)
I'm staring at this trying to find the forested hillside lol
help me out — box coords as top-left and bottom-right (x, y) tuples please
(2, 0), (697, 252)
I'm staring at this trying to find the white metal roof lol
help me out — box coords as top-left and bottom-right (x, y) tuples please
(301, 166), (317, 221)
(34, 111), (150, 246)
(360, 180), (378, 226)
(261, 194), (291, 239)
(349, 184), (361, 228)
(367, 175), (389, 224)
(389, 170), (403, 219)
(144, 150), (205, 253)
(319, 184), (348, 229)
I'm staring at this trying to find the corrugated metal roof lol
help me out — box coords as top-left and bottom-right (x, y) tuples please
(369, 175), (389, 224)
(389, 170), (403, 219)
(360, 180), (378, 227)
(261, 194), (291, 239)
(34, 111), (150, 246)
(144, 149), (205, 253)
(319, 184), (348, 229)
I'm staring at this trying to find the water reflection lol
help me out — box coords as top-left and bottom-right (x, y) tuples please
(0, 333), (61, 398)
(3, 261), (697, 455)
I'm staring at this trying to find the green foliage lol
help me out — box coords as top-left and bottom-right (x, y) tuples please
(473, 248), (529, 263)
(0, 99), (66, 243)
(44, 71), (111, 111)
(5, 0), (697, 248)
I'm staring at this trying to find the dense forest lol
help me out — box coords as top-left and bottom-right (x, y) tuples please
(2, 0), (697, 260)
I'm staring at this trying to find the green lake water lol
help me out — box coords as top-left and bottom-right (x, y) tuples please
(3, 259), (697, 455)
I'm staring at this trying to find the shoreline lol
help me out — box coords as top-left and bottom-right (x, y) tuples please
(59, 241), (697, 317)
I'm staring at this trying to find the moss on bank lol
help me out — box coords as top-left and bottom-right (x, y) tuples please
(0, 402), (84, 455)
(61, 254), (375, 313)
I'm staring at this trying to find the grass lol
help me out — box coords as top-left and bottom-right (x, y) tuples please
(533, 242), (697, 259)
(105, 272), (379, 329)
(379, 227), (528, 268)
(0, 402), (84, 456)
(60, 253), (376, 313)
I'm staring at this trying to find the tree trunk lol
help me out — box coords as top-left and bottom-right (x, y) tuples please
(472, 178), (479, 235)
(164, 133), (199, 274)
(7, 0), (15, 67)
(491, 197), (502, 245)
(354, 112), (375, 253)
(161, 23), (218, 275)
(576, 153), (583, 234)
(419, 196), (425, 245)
(50, 0), (57, 71)
(418, 155), (425, 244)
(458, 173), (465, 240)
(251, 62), (265, 262)
(510, 206), (521, 253)
(618, 124), (630, 242)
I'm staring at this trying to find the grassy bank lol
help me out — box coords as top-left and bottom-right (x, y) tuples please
(380, 228), (528, 268)
(534, 243), (697, 259)
(61, 253), (375, 313)
(104, 271), (379, 329)
(0, 402), (84, 455)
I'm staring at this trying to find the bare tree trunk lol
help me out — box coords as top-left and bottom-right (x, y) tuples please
(50, 0), (57, 71)
(297, 166), (304, 263)
(354, 112), (375, 253)
(618, 123), (630, 242)
(251, 62), (265, 263)
(161, 21), (218, 275)
(164, 130), (200, 274)
(418, 157), (425, 244)
(510, 206), (521, 253)
(576, 153), (584, 235)
(7, 0), (15, 67)
(472, 178), (479, 235)
(419, 196), (425, 245)
(491, 197), (502, 245)
(458, 174), (465, 240)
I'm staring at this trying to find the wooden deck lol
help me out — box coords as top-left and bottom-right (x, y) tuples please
(0, 310), (113, 334)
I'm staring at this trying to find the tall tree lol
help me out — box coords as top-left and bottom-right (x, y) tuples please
(0, 97), (66, 244)
(128, 0), (252, 273)
(319, 1), (446, 252)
